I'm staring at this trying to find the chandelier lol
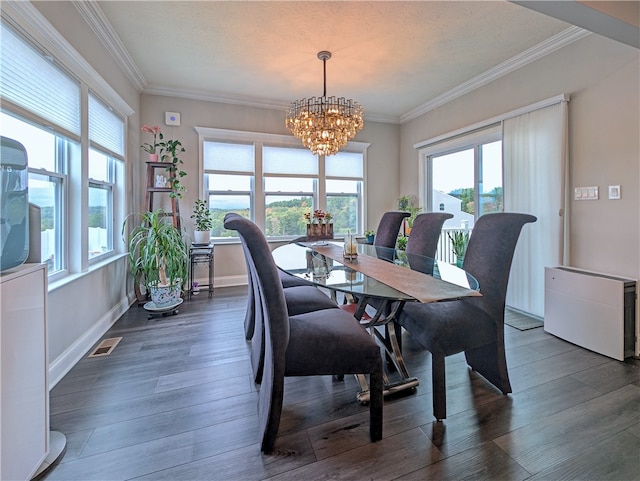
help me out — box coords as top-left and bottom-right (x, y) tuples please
(285, 51), (364, 157)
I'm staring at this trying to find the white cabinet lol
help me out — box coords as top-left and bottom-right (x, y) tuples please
(1, 263), (48, 481)
(544, 266), (637, 361)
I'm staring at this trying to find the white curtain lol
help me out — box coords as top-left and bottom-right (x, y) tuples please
(503, 101), (569, 317)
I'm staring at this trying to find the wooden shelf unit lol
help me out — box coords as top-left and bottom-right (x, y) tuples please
(144, 161), (181, 230)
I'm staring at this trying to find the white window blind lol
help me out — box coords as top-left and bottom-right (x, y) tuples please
(326, 151), (363, 178)
(204, 141), (254, 173)
(89, 93), (124, 157)
(263, 146), (318, 175)
(0, 23), (81, 136)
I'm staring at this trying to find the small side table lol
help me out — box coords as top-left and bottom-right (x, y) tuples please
(189, 243), (214, 299)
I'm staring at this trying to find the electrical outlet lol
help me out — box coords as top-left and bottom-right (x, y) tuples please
(608, 185), (621, 199)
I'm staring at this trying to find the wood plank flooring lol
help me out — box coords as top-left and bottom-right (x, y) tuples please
(44, 287), (640, 481)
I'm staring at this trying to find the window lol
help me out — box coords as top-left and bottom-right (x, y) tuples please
(198, 128), (368, 239)
(423, 125), (502, 230)
(263, 146), (317, 237)
(88, 94), (124, 261)
(88, 149), (115, 259)
(1, 111), (70, 276)
(326, 151), (363, 235)
(204, 141), (254, 238)
(0, 21), (129, 279)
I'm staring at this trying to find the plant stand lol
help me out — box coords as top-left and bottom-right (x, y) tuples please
(143, 298), (183, 319)
(189, 244), (214, 299)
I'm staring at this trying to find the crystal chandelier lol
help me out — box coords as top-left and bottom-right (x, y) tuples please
(285, 51), (364, 157)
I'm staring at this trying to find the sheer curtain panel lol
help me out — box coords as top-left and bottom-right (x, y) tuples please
(503, 100), (569, 317)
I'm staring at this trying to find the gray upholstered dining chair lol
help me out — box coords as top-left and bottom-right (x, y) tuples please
(396, 212), (536, 420)
(226, 214), (337, 384)
(405, 212), (453, 259)
(243, 265), (335, 339)
(245, 264), (340, 384)
(373, 210), (410, 249)
(224, 214), (383, 453)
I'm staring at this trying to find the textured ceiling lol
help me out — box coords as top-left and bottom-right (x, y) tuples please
(95, 1), (575, 122)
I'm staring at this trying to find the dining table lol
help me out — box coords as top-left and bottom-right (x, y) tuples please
(272, 240), (481, 403)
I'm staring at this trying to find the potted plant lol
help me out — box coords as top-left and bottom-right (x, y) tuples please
(448, 230), (470, 267)
(190, 199), (213, 244)
(141, 124), (163, 162)
(364, 230), (376, 244)
(398, 195), (422, 235)
(396, 235), (407, 251)
(123, 210), (189, 308)
(158, 138), (187, 198)
(405, 205), (422, 235)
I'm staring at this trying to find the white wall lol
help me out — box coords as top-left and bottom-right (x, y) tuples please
(401, 33), (639, 281)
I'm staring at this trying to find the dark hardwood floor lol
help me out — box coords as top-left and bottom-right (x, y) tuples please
(44, 287), (640, 481)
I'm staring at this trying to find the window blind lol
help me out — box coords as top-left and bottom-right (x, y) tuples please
(0, 23), (81, 135)
(263, 146), (318, 175)
(204, 141), (254, 173)
(89, 93), (124, 157)
(326, 151), (363, 178)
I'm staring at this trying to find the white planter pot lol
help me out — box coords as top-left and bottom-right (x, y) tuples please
(193, 230), (210, 244)
(149, 281), (182, 308)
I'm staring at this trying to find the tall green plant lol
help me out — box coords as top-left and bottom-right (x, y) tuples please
(448, 230), (470, 258)
(123, 210), (188, 289)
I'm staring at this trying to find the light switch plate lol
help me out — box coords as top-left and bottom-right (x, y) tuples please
(574, 186), (599, 200)
(165, 112), (181, 126)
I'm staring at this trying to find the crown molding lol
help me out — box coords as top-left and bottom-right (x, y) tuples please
(400, 26), (590, 124)
(143, 86), (400, 125)
(71, 0), (146, 91)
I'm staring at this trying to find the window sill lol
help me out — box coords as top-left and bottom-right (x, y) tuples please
(48, 252), (128, 293)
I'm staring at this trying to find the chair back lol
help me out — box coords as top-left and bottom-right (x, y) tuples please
(373, 211), (410, 249)
(224, 214), (289, 451)
(406, 212), (453, 258)
(462, 212), (536, 320)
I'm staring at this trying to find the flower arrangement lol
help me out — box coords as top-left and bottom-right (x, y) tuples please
(304, 209), (332, 224)
(304, 210), (334, 240)
(141, 124), (163, 154)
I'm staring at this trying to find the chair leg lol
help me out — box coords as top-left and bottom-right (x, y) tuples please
(369, 368), (383, 442)
(465, 341), (512, 394)
(431, 350), (447, 421)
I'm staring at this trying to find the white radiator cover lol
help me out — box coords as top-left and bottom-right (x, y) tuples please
(544, 267), (637, 361)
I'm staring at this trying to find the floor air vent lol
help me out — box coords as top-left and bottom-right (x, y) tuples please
(88, 337), (122, 358)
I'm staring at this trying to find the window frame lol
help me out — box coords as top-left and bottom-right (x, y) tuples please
(419, 124), (502, 219)
(87, 147), (119, 263)
(1, 13), (132, 283)
(196, 127), (369, 241)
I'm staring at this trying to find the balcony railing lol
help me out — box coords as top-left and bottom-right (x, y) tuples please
(435, 227), (472, 264)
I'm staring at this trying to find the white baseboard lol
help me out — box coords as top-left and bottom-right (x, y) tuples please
(48, 295), (132, 388)
(193, 274), (247, 288)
